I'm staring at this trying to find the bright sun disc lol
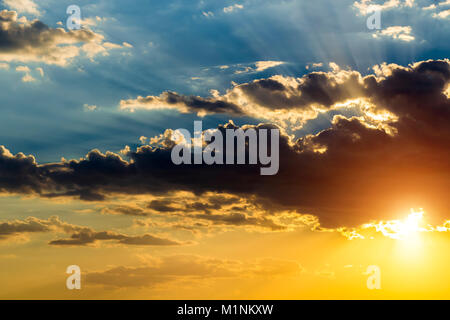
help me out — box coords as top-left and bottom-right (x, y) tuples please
(375, 208), (424, 240)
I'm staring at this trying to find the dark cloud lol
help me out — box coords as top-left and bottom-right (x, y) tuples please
(0, 216), (183, 246)
(49, 230), (182, 246)
(0, 146), (47, 194)
(188, 212), (285, 231)
(0, 217), (51, 239)
(163, 91), (244, 115)
(120, 60), (450, 122)
(109, 194), (284, 232)
(237, 71), (365, 110)
(147, 195), (241, 214)
(120, 91), (245, 116)
(0, 216), (91, 240)
(101, 205), (147, 216)
(120, 66), (368, 118)
(0, 60), (448, 227)
(147, 199), (178, 212)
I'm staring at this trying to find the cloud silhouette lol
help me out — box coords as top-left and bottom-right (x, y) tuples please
(0, 59), (448, 227)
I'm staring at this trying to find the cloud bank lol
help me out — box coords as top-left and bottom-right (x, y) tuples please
(0, 59), (448, 227)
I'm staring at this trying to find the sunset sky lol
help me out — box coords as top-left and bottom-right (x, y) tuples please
(0, 0), (449, 299)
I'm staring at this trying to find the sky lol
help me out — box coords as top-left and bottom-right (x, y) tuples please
(0, 0), (449, 299)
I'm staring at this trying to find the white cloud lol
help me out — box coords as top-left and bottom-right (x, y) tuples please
(223, 4), (244, 13)
(373, 26), (415, 42)
(15, 66), (36, 82)
(354, 0), (400, 15)
(423, 4), (436, 10)
(306, 62), (323, 70)
(0, 10), (123, 66)
(83, 104), (97, 111)
(329, 62), (341, 72)
(433, 9), (450, 18)
(202, 11), (214, 18)
(234, 66), (253, 74)
(80, 16), (108, 27)
(254, 61), (285, 72)
(15, 66), (30, 73)
(2, 0), (40, 16)
(423, 1), (450, 11)
(21, 73), (35, 82)
(404, 0), (414, 7)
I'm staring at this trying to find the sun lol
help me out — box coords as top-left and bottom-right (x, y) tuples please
(374, 208), (425, 240)
(395, 209), (424, 239)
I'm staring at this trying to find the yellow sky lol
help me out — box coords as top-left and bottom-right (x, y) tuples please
(1, 197), (449, 299)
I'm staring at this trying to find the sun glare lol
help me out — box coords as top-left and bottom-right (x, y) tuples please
(374, 208), (425, 240)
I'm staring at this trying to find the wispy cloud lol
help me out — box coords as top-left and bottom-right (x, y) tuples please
(223, 4), (244, 13)
(373, 26), (415, 41)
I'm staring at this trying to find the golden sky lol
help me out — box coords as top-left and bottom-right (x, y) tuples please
(1, 195), (449, 299)
(0, 0), (449, 300)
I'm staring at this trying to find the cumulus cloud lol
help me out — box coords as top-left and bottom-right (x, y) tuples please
(15, 65), (36, 82)
(353, 0), (414, 15)
(0, 10), (123, 66)
(433, 9), (450, 18)
(0, 59), (449, 227)
(2, 0), (40, 16)
(120, 67), (366, 125)
(101, 193), (286, 233)
(119, 59), (448, 135)
(0, 215), (97, 242)
(144, 193), (286, 231)
(0, 216), (52, 239)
